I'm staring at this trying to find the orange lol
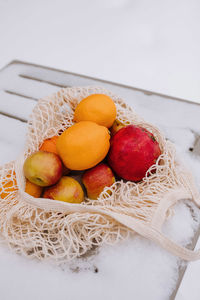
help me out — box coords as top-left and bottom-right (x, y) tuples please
(39, 136), (59, 154)
(74, 94), (117, 128)
(0, 174), (17, 199)
(25, 179), (43, 198)
(57, 121), (110, 170)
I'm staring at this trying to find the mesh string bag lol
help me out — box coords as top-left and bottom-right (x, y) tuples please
(0, 86), (200, 262)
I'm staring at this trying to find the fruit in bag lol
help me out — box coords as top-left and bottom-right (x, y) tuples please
(43, 176), (84, 203)
(25, 179), (43, 197)
(82, 163), (115, 199)
(74, 94), (116, 128)
(57, 121), (110, 170)
(107, 125), (161, 181)
(24, 151), (63, 187)
(39, 136), (59, 154)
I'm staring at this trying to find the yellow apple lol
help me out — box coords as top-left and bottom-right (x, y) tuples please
(23, 151), (63, 187)
(43, 176), (84, 203)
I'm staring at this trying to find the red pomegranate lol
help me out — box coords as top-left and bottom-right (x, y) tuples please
(107, 125), (161, 182)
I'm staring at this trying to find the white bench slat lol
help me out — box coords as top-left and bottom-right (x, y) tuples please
(0, 60), (200, 300)
(0, 91), (36, 122)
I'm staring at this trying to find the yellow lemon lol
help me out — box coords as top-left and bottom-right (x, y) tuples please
(57, 121), (110, 170)
(74, 94), (117, 128)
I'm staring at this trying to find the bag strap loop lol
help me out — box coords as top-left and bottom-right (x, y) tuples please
(106, 210), (200, 261)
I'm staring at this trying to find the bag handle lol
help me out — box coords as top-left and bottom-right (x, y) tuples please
(18, 189), (200, 261)
(106, 210), (200, 261)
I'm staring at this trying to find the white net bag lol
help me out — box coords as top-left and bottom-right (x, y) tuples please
(0, 86), (200, 262)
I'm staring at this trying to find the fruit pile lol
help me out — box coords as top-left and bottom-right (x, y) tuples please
(23, 94), (161, 203)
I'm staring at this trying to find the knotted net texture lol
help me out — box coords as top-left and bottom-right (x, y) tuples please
(0, 86), (200, 262)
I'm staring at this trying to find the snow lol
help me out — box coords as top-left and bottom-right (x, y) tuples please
(0, 201), (199, 300)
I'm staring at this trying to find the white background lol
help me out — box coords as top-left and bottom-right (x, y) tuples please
(1, 1), (200, 299)
(0, 0), (200, 103)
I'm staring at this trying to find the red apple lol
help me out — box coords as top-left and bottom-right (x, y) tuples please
(43, 176), (84, 203)
(23, 151), (62, 186)
(82, 163), (115, 200)
(107, 125), (161, 181)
